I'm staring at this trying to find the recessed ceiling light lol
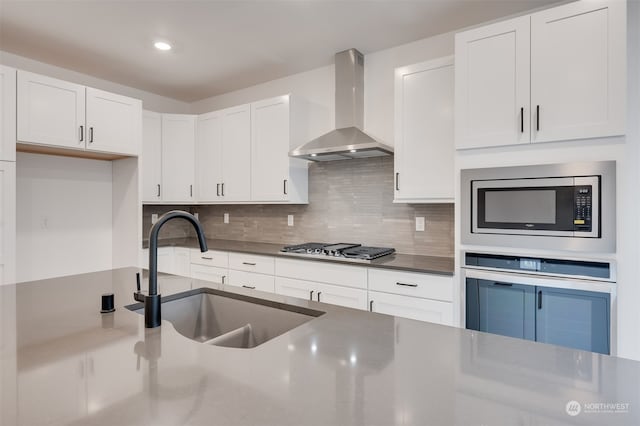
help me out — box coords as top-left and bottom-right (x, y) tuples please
(154, 41), (172, 51)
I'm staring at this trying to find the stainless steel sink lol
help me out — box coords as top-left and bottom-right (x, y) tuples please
(126, 288), (324, 348)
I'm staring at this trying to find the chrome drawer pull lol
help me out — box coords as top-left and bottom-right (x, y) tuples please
(242, 262), (256, 266)
(242, 285), (256, 289)
(396, 282), (418, 288)
(201, 256), (213, 260)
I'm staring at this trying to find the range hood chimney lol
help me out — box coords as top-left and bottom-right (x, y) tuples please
(289, 49), (393, 161)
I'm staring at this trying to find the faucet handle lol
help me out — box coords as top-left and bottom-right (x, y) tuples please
(136, 272), (141, 292)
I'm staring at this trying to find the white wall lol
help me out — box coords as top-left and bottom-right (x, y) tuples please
(0, 50), (190, 113)
(190, 32), (455, 148)
(16, 153), (113, 282)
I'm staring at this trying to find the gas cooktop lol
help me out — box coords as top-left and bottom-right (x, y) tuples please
(281, 242), (396, 261)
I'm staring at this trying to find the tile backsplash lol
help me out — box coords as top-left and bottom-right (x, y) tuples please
(143, 156), (454, 257)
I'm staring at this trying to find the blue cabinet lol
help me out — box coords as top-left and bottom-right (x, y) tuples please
(466, 280), (610, 354)
(536, 287), (610, 355)
(467, 279), (535, 340)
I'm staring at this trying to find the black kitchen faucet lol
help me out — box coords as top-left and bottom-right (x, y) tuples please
(135, 210), (208, 328)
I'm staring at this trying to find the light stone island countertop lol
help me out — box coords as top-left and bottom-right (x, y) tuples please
(142, 237), (455, 275)
(1, 268), (638, 426)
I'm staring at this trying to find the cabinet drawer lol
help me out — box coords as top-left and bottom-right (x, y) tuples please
(191, 249), (228, 268)
(275, 277), (367, 310)
(368, 268), (453, 302)
(275, 258), (367, 289)
(229, 253), (275, 275)
(368, 291), (453, 326)
(190, 264), (228, 285)
(228, 270), (275, 293)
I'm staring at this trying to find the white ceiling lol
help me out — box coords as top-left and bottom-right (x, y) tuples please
(0, 0), (558, 102)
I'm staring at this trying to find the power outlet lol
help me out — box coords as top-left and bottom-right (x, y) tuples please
(224, 213), (229, 224)
(415, 217), (425, 232)
(151, 213), (159, 224)
(287, 215), (294, 227)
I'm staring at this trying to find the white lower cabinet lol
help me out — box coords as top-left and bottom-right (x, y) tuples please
(190, 264), (228, 285)
(228, 269), (275, 293)
(275, 276), (368, 310)
(141, 247), (190, 277)
(368, 291), (453, 326)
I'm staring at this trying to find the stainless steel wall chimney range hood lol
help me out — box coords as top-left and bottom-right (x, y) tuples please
(289, 49), (393, 161)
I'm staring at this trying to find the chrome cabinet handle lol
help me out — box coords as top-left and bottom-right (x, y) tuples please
(157, 184), (161, 197)
(284, 179), (288, 195)
(309, 290), (314, 300)
(538, 290), (543, 309)
(536, 105), (540, 131)
(221, 183), (225, 196)
(395, 172), (399, 191)
(242, 262), (256, 266)
(369, 300), (374, 312)
(221, 275), (226, 284)
(89, 127), (94, 143)
(396, 282), (418, 288)
(317, 292), (322, 302)
(242, 285), (256, 289)
(79, 125), (84, 142)
(217, 183), (220, 197)
(520, 107), (524, 133)
(201, 256), (213, 260)
(190, 184), (193, 197)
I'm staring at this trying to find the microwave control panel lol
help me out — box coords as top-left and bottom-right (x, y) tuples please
(574, 186), (592, 230)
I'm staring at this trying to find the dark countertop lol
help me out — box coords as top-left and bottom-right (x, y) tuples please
(2, 268), (638, 425)
(142, 237), (455, 275)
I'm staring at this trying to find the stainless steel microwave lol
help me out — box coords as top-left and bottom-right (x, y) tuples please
(461, 162), (616, 253)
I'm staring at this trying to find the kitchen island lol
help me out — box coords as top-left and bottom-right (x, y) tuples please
(1, 268), (638, 425)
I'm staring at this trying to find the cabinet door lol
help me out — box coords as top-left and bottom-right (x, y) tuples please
(369, 291), (453, 326)
(473, 279), (536, 340)
(394, 57), (454, 202)
(0, 162), (16, 285)
(531, 0), (625, 143)
(191, 264), (228, 285)
(455, 16), (530, 149)
(161, 114), (195, 202)
(0, 66), (16, 161)
(220, 105), (251, 201)
(17, 71), (86, 149)
(85, 88), (141, 155)
(536, 287), (610, 354)
(275, 276), (316, 301)
(251, 95), (289, 202)
(315, 281), (368, 310)
(173, 247), (192, 277)
(195, 111), (223, 201)
(141, 111), (162, 202)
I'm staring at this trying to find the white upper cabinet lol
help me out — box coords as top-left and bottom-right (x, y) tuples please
(0, 66), (16, 162)
(141, 111), (162, 202)
(85, 88), (141, 155)
(394, 57), (455, 203)
(251, 96), (290, 202)
(455, 0), (625, 149)
(161, 114), (196, 202)
(530, 0), (626, 143)
(16, 70), (141, 156)
(455, 16), (531, 149)
(250, 95), (308, 203)
(17, 70), (86, 150)
(195, 111), (223, 201)
(220, 105), (251, 202)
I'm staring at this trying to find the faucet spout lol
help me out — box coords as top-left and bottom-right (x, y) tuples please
(142, 210), (208, 328)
